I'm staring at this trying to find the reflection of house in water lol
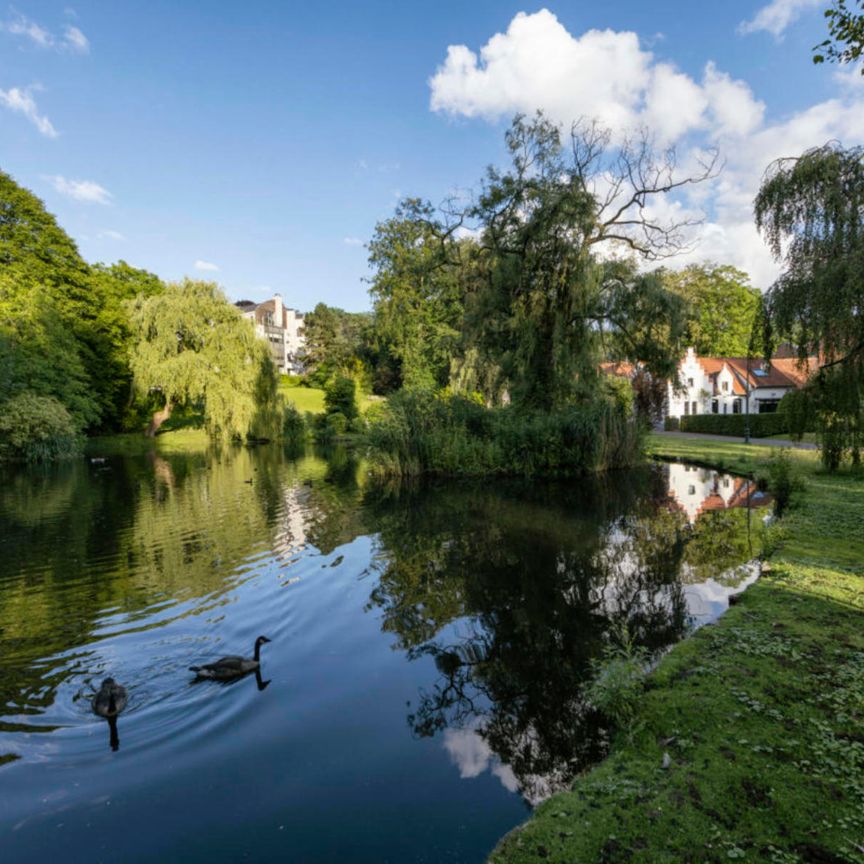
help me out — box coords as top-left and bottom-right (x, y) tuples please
(272, 485), (311, 560)
(665, 463), (771, 524)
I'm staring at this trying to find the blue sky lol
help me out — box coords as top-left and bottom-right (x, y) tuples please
(1, 1), (860, 311)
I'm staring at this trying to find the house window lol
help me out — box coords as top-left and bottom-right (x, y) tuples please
(759, 400), (780, 414)
(684, 401), (690, 415)
(723, 477), (730, 488)
(723, 404), (728, 414)
(687, 377), (694, 388)
(711, 399), (718, 414)
(722, 381), (729, 393)
(691, 401), (698, 415)
(733, 399), (742, 414)
(688, 485), (696, 496)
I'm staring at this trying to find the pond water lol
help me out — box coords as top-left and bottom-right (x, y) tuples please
(0, 445), (769, 863)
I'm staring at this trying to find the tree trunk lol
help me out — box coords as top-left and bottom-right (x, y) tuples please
(146, 400), (173, 438)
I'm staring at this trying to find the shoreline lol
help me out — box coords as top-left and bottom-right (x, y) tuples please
(489, 434), (864, 864)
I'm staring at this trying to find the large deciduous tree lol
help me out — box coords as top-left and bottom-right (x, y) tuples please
(302, 302), (373, 388)
(127, 279), (279, 440)
(456, 114), (713, 410)
(367, 199), (465, 392)
(662, 264), (761, 356)
(755, 142), (864, 467)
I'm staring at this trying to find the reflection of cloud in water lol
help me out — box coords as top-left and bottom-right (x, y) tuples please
(443, 725), (518, 794)
(683, 564), (759, 624)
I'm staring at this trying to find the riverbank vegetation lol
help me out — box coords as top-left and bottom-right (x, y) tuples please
(490, 434), (864, 863)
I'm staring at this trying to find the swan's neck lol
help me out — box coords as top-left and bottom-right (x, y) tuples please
(253, 641), (261, 662)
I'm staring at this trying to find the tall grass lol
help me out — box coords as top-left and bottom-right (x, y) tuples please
(364, 390), (643, 477)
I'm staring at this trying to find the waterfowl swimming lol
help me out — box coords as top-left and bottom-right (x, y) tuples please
(189, 636), (271, 680)
(92, 678), (128, 718)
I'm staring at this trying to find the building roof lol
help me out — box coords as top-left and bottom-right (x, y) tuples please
(693, 353), (816, 393)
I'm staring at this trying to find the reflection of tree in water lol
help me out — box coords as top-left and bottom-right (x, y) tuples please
(364, 468), (754, 803)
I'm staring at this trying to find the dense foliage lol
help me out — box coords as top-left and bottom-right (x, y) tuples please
(0, 170), (164, 460)
(366, 389), (642, 477)
(661, 264), (761, 356)
(755, 142), (864, 468)
(301, 303), (376, 389)
(127, 279), (281, 441)
(0, 392), (83, 462)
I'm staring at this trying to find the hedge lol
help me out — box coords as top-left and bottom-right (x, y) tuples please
(675, 412), (789, 437)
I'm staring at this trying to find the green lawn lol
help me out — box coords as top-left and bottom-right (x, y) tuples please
(278, 380), (381, 415)
(492, 433), (864, 864)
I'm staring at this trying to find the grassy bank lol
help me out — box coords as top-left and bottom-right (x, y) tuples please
(491, 434), (864, 864)
(278, 381), (381, 415)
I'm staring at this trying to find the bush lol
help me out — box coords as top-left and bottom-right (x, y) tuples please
(364, 389), (643, 477)
(663, 416), (680, 431)
(0, 392), (83, 462)
(324, 376), (358, 421)
(766, 449), (802, 517)
(281, 404), (307, 445)
(585, 623), (648, 733)
(678, 412), (788, 437)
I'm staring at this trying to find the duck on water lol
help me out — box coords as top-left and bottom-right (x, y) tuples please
(190, 636), (271, 681)
(92, 678), (128, 751)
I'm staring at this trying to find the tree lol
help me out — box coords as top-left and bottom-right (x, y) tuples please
(814, 0), (864, 72)
(0, 171), (164, 433)
(755, 142), (864, 467)
(661, 264), (761, 356)
(456, 114), (711, 410)
(301, 302), (373, 388)
(127, 279), (279, 439)
(367, 199), (465, 391)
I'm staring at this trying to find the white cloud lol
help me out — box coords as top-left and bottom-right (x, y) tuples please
(194, 260), (220, 272)
(63, 25), (89, 53)
(46, 175), (112, 204)
(738, 0), (822, 38)
(0, 13), (90, 53)
(342, 236), (363, 247)
(97, 229), (125, 241)
(429, 9), (864, 290)
(1, 13), (52, 47)
(0, 87), (57, 137)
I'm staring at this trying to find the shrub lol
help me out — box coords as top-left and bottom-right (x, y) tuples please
(364, 389), (643, 477)
(766, 449), (802, 517)
(0, 392), (83, 462)
(664, 416), (680, 431)
(281, 404), (307, 445)
(678, 412), (788, 437)
(324, 376), (358, 421)
(586, 623), (648, 733)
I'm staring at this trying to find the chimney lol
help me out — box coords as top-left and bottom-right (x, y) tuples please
(273, 293), (283, 328)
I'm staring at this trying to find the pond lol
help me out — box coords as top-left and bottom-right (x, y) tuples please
(0, 445), (770, 863)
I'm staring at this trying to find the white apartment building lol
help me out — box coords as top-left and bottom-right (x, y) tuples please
(235, 294), (305, 375)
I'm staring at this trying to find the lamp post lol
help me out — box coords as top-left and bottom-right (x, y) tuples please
(744, 351), (752, 445)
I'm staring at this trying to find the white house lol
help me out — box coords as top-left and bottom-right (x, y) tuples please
(235, 294), (306, 374)
(666, 347), (813, 419)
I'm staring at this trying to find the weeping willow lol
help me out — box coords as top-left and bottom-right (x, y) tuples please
(755, 143), (864, 469)
(127, 279), (281, 441)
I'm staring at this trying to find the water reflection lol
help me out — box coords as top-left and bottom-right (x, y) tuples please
(0, 445), (766, 862)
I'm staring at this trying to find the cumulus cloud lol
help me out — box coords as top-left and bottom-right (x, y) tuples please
(429, 9), (864, 289)
(738, 0), (822, 38)
(194, 260), (220, 272)
(0, 13), (90, 52)
(46, 175), (112, 204)
(0, 87), (57, 137)
(97, 229), (125, 241)
(342, 236), (363, 247)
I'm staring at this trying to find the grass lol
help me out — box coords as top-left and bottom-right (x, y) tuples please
(277, 381), (381, 415)
(85, 427), (211, 456)
(491, 433), (864, 864)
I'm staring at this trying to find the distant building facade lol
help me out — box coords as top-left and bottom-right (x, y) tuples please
(666, 347), (814, 419)
(235, 294), (305, 375)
